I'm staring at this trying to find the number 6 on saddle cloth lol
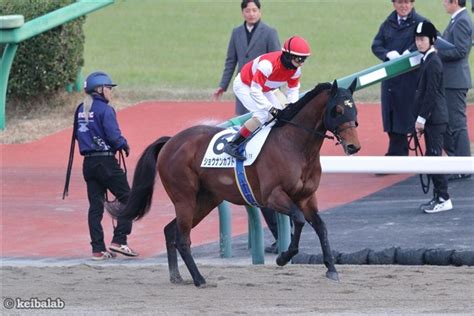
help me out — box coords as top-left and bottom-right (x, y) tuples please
(201, 121), (275, 206)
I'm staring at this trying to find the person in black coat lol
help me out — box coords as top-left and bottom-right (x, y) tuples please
(413, 22), (453, 214)
(372, 0), (427, 158)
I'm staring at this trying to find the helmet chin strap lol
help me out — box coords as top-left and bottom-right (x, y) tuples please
(281, 52), (297, 70)
(92, 86), (109, 101)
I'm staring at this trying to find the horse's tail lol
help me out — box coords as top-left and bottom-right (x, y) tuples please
(122, 136), (171, 221)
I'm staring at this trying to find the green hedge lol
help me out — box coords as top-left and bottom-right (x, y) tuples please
(0, 0), (85, 99)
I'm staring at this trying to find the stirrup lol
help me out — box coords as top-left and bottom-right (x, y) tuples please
(224, 143), (246, 161)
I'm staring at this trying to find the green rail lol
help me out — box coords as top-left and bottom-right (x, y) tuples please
(216, 51), (422, 263)
(0, 0), (114, 130)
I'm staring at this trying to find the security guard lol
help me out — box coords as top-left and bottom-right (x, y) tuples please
(75, 71), (138, 259)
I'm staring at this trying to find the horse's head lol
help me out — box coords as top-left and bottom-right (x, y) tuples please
(324, 79), (361, 155)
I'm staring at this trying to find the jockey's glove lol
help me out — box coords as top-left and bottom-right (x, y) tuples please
(269, 107), (282, 119)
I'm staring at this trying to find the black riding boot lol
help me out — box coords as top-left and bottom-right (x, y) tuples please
(223, 133), (247, 160)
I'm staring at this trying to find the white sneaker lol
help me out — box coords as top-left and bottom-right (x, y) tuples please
(92, 251), (117, 261)
(423, 198), (453, 214)
(419, 197), (437, 211)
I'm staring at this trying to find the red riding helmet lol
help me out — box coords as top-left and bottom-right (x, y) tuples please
(282, 36), (311, 57)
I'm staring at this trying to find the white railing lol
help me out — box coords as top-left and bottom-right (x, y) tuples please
(321, 156), (474, 174)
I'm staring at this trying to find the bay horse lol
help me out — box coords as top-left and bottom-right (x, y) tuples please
(122, 80), (360, 287)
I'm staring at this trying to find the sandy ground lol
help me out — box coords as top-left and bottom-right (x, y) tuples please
(2, 264), (473, 315)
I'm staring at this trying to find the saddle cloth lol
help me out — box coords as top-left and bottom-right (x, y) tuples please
(200, 125), (272, 168)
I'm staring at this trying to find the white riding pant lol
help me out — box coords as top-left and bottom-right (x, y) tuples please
(233, 73), (282, 125)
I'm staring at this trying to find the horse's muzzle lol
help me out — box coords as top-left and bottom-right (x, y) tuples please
(345, 144), (360, 155)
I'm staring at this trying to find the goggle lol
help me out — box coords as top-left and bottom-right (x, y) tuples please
(292, 55), (307, 64)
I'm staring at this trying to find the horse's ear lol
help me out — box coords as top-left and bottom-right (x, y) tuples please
(348, 78), (357, 95)
(330, 80), (338, 96)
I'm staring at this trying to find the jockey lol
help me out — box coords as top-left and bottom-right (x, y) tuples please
(223, 35), (311, 160)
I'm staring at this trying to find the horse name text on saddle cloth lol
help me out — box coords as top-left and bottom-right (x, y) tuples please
(200, 126), (272, 168)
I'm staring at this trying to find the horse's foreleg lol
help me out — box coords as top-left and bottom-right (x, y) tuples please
(276, 205), (305, 266)
(164, 219), (183, 284)
(175, 217), (207, 287)
(307, 212), (339, 281)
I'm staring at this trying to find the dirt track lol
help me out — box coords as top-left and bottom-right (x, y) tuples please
(2, 264), (473, 314)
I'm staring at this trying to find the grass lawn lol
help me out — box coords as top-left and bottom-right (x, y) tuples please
(2, 0), (473, 143)
(82, 0), (473, 101)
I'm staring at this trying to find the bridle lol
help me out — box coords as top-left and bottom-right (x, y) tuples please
(332, 121), (358, 147)
(276, 99), (358, 145)
(276, 117), (334, 140)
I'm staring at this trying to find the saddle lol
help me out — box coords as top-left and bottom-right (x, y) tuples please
(200, 125), (272, 168)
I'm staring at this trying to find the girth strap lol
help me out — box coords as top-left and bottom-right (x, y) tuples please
(234, 158), (262, 207)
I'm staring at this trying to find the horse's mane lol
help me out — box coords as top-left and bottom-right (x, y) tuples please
(274, 82), (332, 128)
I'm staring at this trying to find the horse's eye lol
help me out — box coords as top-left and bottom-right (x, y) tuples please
(330, 104), (343, 118)
(335, 105), (344, 114)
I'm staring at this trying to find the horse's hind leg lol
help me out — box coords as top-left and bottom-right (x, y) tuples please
(164, 218), (184, 284)
(174, 194), (220, 287)
(174, 203), (207, 287)
(307, 211), (339, 281)
(175, 234), (206, 287)
(276, 205), (305, 266)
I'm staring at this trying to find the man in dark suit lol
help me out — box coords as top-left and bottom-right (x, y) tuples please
(214, 0), (281, 253)
(438, 0), (472, 181)
(372, 0), (427, 160)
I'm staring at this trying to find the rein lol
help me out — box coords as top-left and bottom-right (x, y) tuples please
(277, 117), (334, 140)
(333, 122), (358, 146)
(276, 118), (358, 147)
(335, 121), (357, 135)
(408, 132), (430, 194)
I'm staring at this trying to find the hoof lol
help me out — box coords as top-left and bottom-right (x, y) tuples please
(171, 277), (195, 285)
(197, 282), (217, 288)
(326, 271), (339, 282)
(276, 254), (289, 266)
(170, 276), (184, 284)
(170, 271), (183, 284)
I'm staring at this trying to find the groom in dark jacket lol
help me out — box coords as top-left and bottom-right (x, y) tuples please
(413, 21), (452, 214)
